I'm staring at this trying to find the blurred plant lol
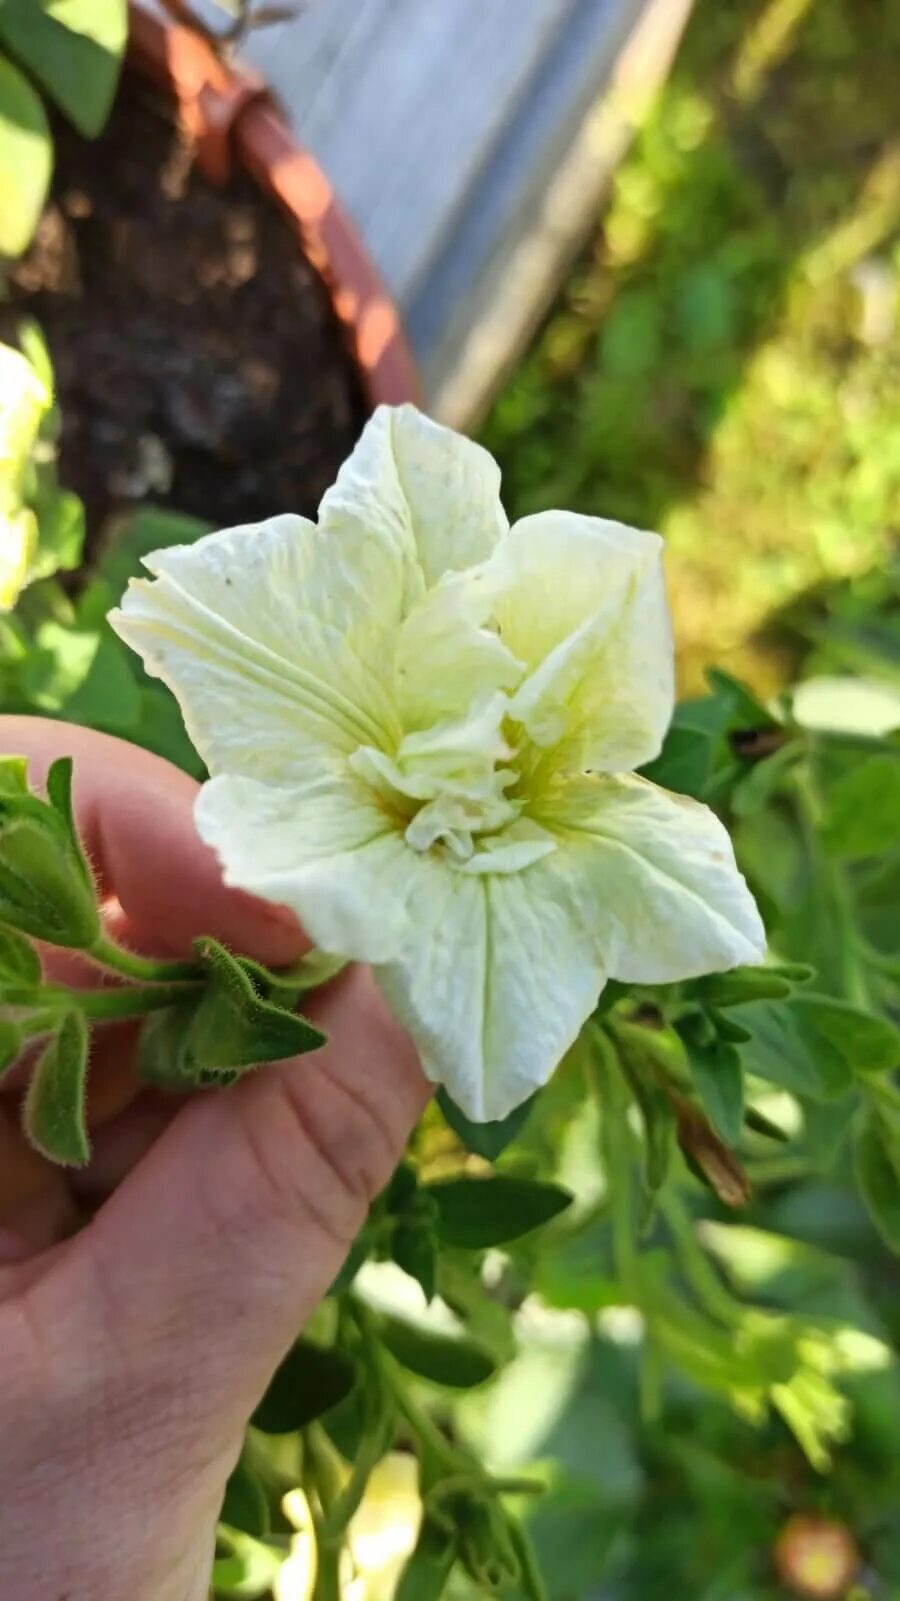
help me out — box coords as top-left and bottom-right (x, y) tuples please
(0, 0), (126, 262)
(482, 0), (900, 693)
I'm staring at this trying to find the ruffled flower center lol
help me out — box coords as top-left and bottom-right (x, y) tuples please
(348, 691), (555, 873)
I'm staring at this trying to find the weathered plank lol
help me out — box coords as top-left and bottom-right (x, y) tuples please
(240, 0), (690, 420)
(246, 0), (580, 304)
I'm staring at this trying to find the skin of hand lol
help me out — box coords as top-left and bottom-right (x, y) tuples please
(0, 716), (429, 1601)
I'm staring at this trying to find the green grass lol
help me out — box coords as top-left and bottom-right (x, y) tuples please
(482, 0), (900, 693)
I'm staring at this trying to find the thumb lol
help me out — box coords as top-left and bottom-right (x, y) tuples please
(68, 963), (428, 1438)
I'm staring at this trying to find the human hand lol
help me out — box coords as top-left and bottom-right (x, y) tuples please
(0, 717), (428, 1601)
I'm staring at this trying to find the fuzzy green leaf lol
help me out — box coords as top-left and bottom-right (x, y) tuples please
(24, 1010), (89, 1165)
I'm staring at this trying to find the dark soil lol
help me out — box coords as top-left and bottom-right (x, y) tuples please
(0, 69), (367, 546)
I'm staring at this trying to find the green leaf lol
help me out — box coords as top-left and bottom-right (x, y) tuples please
(392, 1220), (438, 1301)
(395, 1515), (456, 1601)
(426, 1176), (573, 1249)
(681, 1033), (744, 1146)
(854, 1106), (900, 1253)
(24, 1009), (89, 1164)
(220, 1454), (270, 1538)
(737, 998), (854, 1100)
(97, 504), (213, 595)
(437, 1088), (535, 1160)
(0, 55), (51, 257)
(792, 995), (900, 1077)
(640, 723), (713, 799)
(0, 0), (126, 137)
(28, 492), (86, 582)
(251, 1338), (357, 1434)
(21, 624), (140, 733)
(824, 752), (900, 859)
(0, 921), (41, 986)
(379, 1314), (497, 1390)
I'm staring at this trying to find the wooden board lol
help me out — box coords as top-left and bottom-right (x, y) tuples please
(240, 0), (692, 422)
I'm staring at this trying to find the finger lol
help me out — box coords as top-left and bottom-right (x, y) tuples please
(0, 1178), (81, 1265)
(71, 1093), (179, 1202)
(0, 717), (305, 964)
(69, 967), (430, 1438)
(0, 1024), (149, 1218)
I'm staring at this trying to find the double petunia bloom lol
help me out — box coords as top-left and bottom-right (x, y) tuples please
(112, 405), (764, 1120)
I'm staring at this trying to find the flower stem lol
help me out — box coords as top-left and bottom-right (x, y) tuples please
(88, 935), (201, 986)
(42, 981), (201, 1020)
(306, 1425), (346, 1601)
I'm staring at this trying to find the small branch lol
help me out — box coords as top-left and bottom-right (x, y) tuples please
(88, 935), (201, 986)
(42, 981), (201, 1020)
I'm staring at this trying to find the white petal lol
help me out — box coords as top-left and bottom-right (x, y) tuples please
(195, 772), (413, 963)
(540, 773), (766, 981)
(110, 515), (401, 783)
(319, 405), (508, 592)
(483, 510), (673, 775)
(394, 566), (523, 731)
(375, 847), (608, 1121)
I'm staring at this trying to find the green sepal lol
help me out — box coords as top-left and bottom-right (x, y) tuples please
(0, 922), (42, 988)
(23, 1009), (90, 1165)
(238, 947), (347, 1005)
(138, 937), (325, 1089)
(0, 756), (99, 948)
(694, 962), (814, 1008)
(437, 1088), (535, 1160)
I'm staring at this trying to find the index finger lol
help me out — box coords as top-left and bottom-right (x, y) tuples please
(0, 716), (306, 966)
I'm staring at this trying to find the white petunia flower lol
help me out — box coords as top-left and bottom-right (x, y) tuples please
(111, 405), (765, 1120)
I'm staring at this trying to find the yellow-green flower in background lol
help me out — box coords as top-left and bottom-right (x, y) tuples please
(276, 1455), (421, 1601)
(112, 405), (765, 1120)
(0, 340), (50, 613)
